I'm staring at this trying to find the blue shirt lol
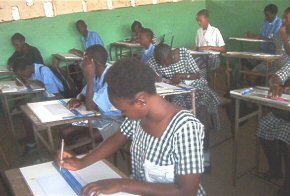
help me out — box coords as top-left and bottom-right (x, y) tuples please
(261, 16), (283, 54)
(142, 43), (155, 63)
(31, 64), (64, 94)
(82, 31), (104, 49)
(81, 64), (121, 116)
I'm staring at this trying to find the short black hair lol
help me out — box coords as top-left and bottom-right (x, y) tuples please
(264, 4), (278, 14)
(197, 9), (209, 17)
(106, 58), (156, 99)
(76, 20), (86, 26)
(131, 21), (142, 32)
(11, 33), (25, 42)
(85, 44), (108, 65)
(12, 57), (33, 73)
(285, 7), (290, 14)
(141, 28), (153, 40)
(154, 43), (171, 65)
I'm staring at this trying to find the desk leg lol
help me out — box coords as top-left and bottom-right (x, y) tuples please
(191, 89), (196, 117)
(109, 45), (113, 60)
(1, 95), (15, 137)
(256, 105), (263, 174)
(88, 120), (95, 149)
(232, 98), (240, 186)
(119, 47), (123, 60)
(265, 61), (270, 86)
(225, 58), (231, 90)
(47, 127), (54, 153)
(130, 48), (133, 57)
(32, 125), (42, 161)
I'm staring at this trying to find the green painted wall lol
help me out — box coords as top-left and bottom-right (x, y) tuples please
(206, 0), (289, 51)
(0, 0), (205, 65)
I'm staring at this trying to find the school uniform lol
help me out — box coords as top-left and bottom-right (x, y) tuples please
(82, 31), (104, 49)
(121, 110), (205, 195)
(141, 43), (155, 63)
(73, 64), (123, 139)
(257, 64), (290, 144)
(260, 16), (283, 54)
(148, 48), (221, 130)
(31, 63), (64, 94)
(8, 44), (44, 66)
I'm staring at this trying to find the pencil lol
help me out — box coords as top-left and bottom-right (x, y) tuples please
(60, 139), (64, 171)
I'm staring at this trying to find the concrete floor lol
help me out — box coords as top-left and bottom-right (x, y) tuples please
(0, 72), (285, 196)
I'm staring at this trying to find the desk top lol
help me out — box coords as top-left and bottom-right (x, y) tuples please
(4, 160), (128, 196)
(230, 87), (290, 111)
(0, 81), (45, 95)
(223, 51), (281, 61)
(0, 66), (14, 76)
(111, 41), (142, 48)
(21, 103), (99, 129)
(54, 53), (83, 61)
(229, 37), (272, 43)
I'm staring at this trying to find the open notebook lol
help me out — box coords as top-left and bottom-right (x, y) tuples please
(20, 161), (136, 196)
(155, 82), (190, 94)
(0, 80), (27, 93)
(27, 99), (96, 123)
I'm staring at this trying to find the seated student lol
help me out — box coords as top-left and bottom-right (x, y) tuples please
(249, 7), (290, 86)
(131, 20), (158, 45)
(256, 64), (290, 196)
(12, 57), (64, 151)
(70, 20), (104, 56)
(12, 57), (64, 96)
(245, 4), (282, 54)
(193, 9), (226, 74)
(58, 58), (205, 196)
(61, 44), (123, 144)
(8, 33), (44, 68)
(139, 28), (155, 63)
(148, 43), (220, 172)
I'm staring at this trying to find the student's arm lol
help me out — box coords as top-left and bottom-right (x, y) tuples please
(69, 49), (83, 57)
(83, 58), (98, 111)
(31, 47), (44, 64)
(280, 25), (290, 55)
(26, 80), (45, 88)
(82, 174), (201, 196)
(59, 130), (129, 170)
(199, 45), (226, 52)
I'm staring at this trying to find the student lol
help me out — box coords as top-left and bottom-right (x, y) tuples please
(12, 57), (64, 152)
(61, 44), (123, 143)
(58, 58), (205, 196)
(245, 4), (282, 54)
(8, 33), (44, 68)
(249, 7), (290, 85)
(256, 63), (290, 196)
(131, 20), (158, 45)
(148, 43), (220, 172)
(70, 20), (104, 56)
(12, 57), (64, 96)
(139, 28), (155, 63)
(193, 9), (225, 53)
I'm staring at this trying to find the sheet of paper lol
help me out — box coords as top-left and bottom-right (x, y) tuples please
(155, 82), (184, 94)
(0, 81), (27, 93)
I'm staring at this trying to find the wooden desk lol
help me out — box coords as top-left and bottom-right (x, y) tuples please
(0, 84), (45, 137)
(223, 51), (281, 89)
(52, 53), (83, 75)
(0, 66), (14, 77)
(229, 37), (272, 43)
(20, 102), (99, 157)
(4, 160), (126, 196)
(109, 41), (142, 60)
(230, 87), (290, 186)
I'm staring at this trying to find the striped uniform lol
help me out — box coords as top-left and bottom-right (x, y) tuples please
(147, 48), (221, 115)
(257, 63), (290, 144)
(121, 110), (205, 195)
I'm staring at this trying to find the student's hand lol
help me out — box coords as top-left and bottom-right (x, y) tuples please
(82, 179), (123, 196)
(192, 45), (197, 51)
(57, 150), (84, 171)
(27, 80), (45, 88)
(280, 25), (287, 37)
(172, 74), (182, 85)
(83, 55), (96, 79)
(269, 85), (284, 98)
(244, 32), (254, 38)
(67, 98), (82, 109)
(70, 49), (82, 56)
(199, 46), (211, 51)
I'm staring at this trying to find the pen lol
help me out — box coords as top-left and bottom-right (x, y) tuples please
(60, 139), (64, 171)
(16, 77), (26, 87)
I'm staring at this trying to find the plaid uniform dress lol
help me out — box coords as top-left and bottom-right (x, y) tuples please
(257, 63), (290, 144)
(147, 48), (221, 115)
(121, 110), (206, 195)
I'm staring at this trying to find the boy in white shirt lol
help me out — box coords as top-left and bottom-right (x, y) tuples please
(193, 9), (226, 53)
